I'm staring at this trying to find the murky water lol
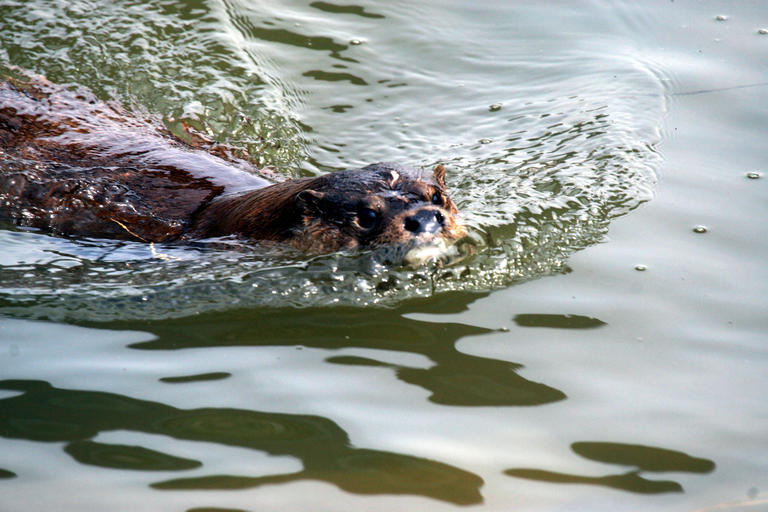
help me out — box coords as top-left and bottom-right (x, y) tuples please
(1, 1), (767, 511)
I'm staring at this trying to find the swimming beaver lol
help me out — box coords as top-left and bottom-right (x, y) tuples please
(0, 73), (465, 261)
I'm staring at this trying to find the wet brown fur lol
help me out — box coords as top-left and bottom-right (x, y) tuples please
(0, 73), (464, 253)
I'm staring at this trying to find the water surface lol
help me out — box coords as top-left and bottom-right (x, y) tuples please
(1, 1), (767, 511)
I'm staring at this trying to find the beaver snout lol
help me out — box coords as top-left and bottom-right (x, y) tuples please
(404, 208), (445, 235)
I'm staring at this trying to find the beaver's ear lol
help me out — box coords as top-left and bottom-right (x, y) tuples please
(432, 164), (446, 188)
(296, 189), (326, 213)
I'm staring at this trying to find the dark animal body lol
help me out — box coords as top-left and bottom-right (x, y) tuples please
(0, 74), (465, 256)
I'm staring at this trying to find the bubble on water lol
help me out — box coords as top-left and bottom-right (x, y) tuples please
(715, 15), (729, 21)
(489, 103), (502, 112)
(746, 171), (761, 179)
(693, 225), (708, 234)
(634, 264), (647, 271)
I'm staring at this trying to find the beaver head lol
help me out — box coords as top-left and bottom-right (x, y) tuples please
(290, 162), (466, 254)
(194, 162), (466, 261)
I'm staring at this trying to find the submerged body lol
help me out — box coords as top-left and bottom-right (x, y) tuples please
(0, 74), (465, 258)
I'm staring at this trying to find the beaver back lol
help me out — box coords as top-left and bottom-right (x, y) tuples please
(0, 75), (269, 241)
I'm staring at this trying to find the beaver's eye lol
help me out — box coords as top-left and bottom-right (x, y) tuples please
(357, 208), (378, 229)
(431, 192), (443, 206)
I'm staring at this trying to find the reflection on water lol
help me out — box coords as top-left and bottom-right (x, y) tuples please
(309, 2), (384, 19)
(513, 313), (607, 329)
(187, 508), (247, 512)
(0, 379), (483, 505)
(160, 372), (232, 384)
(506, 441), (715, 494)
(120, 300), (565, 407)
(330, 354), (563, 406)
(65, 440), (202, 471)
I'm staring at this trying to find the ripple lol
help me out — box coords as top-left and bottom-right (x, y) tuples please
(0, 0), (665, 321)
(0, 0), (307, 173)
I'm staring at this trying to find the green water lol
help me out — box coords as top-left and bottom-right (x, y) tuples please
(1, 1), (767, 511)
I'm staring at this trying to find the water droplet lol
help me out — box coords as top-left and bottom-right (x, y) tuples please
(746, 171), (761, 179)
(715, 15), (729, 21)
(489, 103), (502, 112)
(479, 138), (492, 144)
(693, 225), (708, 234)
(350, 39), (362, 45)
(634, 264), (647, 271)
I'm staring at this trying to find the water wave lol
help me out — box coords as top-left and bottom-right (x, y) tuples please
(0, 1), (664, 321)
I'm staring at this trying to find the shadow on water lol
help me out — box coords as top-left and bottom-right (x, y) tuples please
(101, 292), (566, 407)
(505, 441), (715, 494)
(0, 379), (483, 505)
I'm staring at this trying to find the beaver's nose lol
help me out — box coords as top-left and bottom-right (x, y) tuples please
(404, 209), (445, 234)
